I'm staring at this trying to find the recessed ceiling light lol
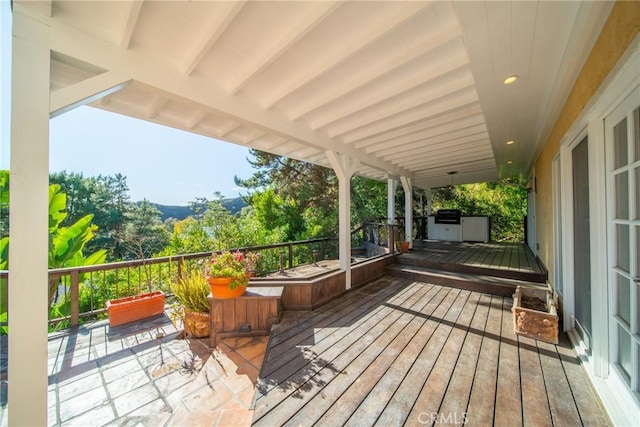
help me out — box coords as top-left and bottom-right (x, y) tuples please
(502, 75), (519, 85)
(507, 160), (513, 164)
(506, 140), (515, 145)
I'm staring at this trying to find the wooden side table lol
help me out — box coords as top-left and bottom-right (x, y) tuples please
(208, 286), (283, 348)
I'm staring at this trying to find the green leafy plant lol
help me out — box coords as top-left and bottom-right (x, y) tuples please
(171, 266), (210, 313)
(206, 251), (253, 290)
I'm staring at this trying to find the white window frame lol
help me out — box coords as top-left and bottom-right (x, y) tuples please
(556, 36), (640, 425)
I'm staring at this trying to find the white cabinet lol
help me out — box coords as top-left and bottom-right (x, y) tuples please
(427, 216), (462, 241)
(461, 217), (490, 242)
(427, 216), (490, 242)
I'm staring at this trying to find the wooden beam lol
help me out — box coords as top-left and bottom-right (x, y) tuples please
(226, 1), (340, 94)
(262, 2), (431, 108)
(342, 86), (479, 144)
(311, 53), (471, 132)
(48, 17), (413, 178)
(49, 70), (131, 118)
(350, 102), (482, 147)
(119, 0), (144, 49)
(288, 18), (461, 120)
(180, 1), (245, 76)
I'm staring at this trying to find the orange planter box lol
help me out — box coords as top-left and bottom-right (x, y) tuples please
(106, 291), (166, 327)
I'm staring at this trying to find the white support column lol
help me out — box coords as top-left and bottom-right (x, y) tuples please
(9, 7), (51, 426)
(326, 151), (358, 290)
(426, 188), (433, 215)
(400, 177), (413, 249)
(387, 177), (397, 224)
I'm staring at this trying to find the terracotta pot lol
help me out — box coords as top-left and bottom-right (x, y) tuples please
(208, 277), (246, 299)
(106, 290), (165, 327)
(399, 241), (410, 253)
(183, 310), (210, 338)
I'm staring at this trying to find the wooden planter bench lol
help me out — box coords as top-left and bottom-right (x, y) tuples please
(208, 286), (283, 347)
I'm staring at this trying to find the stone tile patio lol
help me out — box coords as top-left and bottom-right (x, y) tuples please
(0, 314), (268, 426)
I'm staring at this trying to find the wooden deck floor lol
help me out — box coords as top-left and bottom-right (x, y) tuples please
(404, 241), (546, 283)
(253, 277), (609, 426)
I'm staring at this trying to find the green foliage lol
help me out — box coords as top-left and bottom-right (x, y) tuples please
(0, 170), (8, 239)
(122, 200), (170, 260)
(235, 150), (389, 239)
(171, 267), (210, 313)
(432, 178), (527, 242)
(205, 251), (250, 289)
(0, 174), (108, 331)
(50, 171), (130, 259)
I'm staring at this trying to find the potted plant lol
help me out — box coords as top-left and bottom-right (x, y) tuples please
(206, 250), (256, 299)
(106, 290), (166, 327)
(170, 267), (211, 338)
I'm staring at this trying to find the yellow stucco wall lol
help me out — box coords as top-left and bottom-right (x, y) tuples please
(534, 1), (640, 284)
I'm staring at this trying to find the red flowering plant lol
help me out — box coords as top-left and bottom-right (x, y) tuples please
(205, 250), (258, 290)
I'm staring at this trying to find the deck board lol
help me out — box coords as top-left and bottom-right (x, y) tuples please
(434, 293), (490, 425)
(408, 241), (546, 283)
(465, 295), (502, 425)
(254, 276), (610, 426)
(494, 297), (523, 425)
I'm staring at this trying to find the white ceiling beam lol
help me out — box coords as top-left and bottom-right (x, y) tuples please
(354, 109), (484, 155)
(119, 0), (144, 49)
(262, 2), (431, 108)
(17, 0), (52, 18)
(240, 129), (268, 145)
(375, 124), (487, 156)
(180, 1), (246, 76)
(282, 146), (320, 160)
(218, 122), (241, 139)
(50, 70), (131, 118)
(413, 160), (497, 177)
(186, 110), (209, 130)
(389, 140), (492, 165)
(325, 78), (477, 139)
(226, 1), (340, 95)
(145, 95), (169, 119)
(311, 50), (471, 131)
(382, 133), (489, 162)
(49, 22), (413, 178)
(398, 150), (495, 169)
(351, 103), (482, 147)
(288, 22), (462, 120)
(416, 168), (498, 188)
(341, 86), (479, 144)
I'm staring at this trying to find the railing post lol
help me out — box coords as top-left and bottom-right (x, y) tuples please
(288, 243), (293, 269)
(177, 257), (184, 281)
(389, 224), (395, 253)
(70, 270), (79, 327)
(321, 240), (325, 261)
(279, 251), (285, 274)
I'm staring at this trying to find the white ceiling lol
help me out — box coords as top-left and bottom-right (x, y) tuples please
(42, 0), (613, 189)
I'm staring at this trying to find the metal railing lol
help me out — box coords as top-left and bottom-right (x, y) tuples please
(0, 224), (396, 330)
(0, 237), (340, 329)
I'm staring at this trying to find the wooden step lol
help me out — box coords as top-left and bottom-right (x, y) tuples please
(385, 264), (547, 297)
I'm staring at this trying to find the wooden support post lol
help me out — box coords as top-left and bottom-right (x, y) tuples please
(70, 270), (80, 326)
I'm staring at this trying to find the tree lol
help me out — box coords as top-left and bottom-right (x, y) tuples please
(50, 171), (131, 259)
(235, 150), (389, 239)
(0, 173), (108, 331)
(122, 200), (169, 259)
(431, 178), (527, 242)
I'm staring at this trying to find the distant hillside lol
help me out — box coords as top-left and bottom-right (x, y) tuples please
(149, 197), (248, 221)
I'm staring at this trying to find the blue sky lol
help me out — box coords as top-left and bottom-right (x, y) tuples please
(49, 107), (256, 205)
(1, 1), (256, 206)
